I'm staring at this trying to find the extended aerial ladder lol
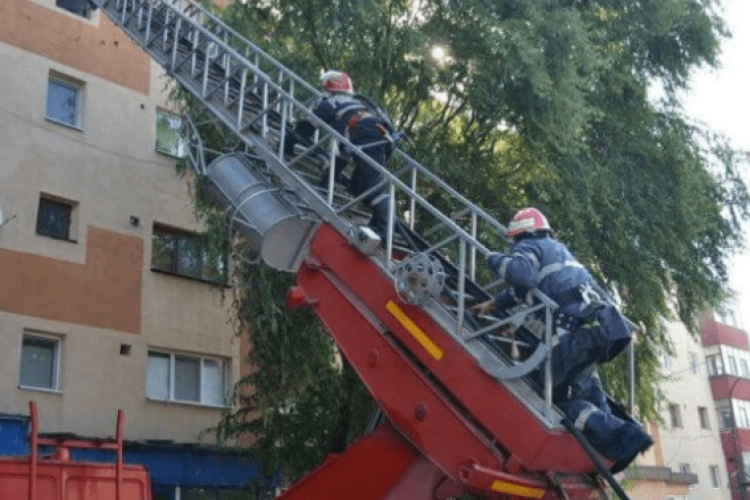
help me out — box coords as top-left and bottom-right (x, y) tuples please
(90, 0), (641, 498)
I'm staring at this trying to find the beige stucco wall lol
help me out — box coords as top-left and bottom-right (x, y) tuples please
(628, 479), (694, 500)
(0, 7), (239, 444)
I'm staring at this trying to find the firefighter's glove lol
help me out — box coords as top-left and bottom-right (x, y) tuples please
(391, 131), (408, 146)
(486, 253), (509, 276)
(472, 299), (497, 316)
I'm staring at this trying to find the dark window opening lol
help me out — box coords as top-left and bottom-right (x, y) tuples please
(56, 0), (90, 17)
(151, 225), (227, 283)
(36, 197), (74, 241)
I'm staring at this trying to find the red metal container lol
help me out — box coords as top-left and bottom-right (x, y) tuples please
(0, 402), (151, 500)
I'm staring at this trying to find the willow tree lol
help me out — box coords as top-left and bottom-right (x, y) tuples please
(182, 0), (749, 481)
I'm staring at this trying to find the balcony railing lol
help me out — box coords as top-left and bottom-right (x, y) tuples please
(623, 466), (698, 485)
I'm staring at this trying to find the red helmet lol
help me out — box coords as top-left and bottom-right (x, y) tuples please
(507, 207), (552, 238)
(320, 70), (354, 94)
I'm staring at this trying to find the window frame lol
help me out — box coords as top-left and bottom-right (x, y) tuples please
(719, 309), (739, 328)
(45, 73), (84, 130)
(19, 332), (62, 392)
(669, 404), (683, 429)
(146, 350), (228, 407)
(710, 465), (721, 489)
(739, 406), (750, 428)
(689, 352), (700, 374)
(155, 109), (187, 158)
(729, 355), (739, 376)
(55, 0), (91, 18)
(151, 224), (228, 284)
(698, 406), (711, 430)
(36, 195), (78, 242)
(717, 402), (733, 429)
(662, 353), (673, 369)
(706, 354), (723, 377)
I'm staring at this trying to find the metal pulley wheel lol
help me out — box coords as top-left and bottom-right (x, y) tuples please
(394, 253), (446, 305)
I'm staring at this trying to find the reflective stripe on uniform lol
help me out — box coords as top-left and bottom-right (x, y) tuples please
(499, 257), (510, 279)
(369, 192), (389, 206)
(575, 403), (598, 431)
(537, 260), (584, 283)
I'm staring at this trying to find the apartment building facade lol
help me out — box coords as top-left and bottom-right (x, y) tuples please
(0, 0), (266, 497)
(701, 308), (750, 500)
(628, 317), (731, 500)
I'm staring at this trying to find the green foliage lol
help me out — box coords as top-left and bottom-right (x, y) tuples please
(177, 0), (748, 484)
(217, 263), (376, 480)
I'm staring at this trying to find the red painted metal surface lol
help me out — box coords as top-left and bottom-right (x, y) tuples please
(711, 376), (750, 401)
(700, 315), (749, 349)
(277, 424), (443, 499)
(0, 402), (151, 500)
(285, 223), (604, 499)
(0, 460), (151, 500)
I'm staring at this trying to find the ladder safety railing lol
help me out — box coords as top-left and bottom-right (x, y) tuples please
(93, 0), (636, 426)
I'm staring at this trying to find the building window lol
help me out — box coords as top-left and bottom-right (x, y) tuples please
(56, 0), (90, 17)
(151, 225), (227, 283)
(19, 334), (61, 391)
(710, 465), (721, 488)
(155, 110), (187, 157)
(729, 355), (739, 376)
(717, 404), (733, 429)
(740, 407), (750, 428)
(689, 352), (700, 374)
(742, 359), (749, 379)
(46, 73), (84, 128)
(669, 404), (682, 428)
(679, 463), (691, 474)
(147, 351), (227, 406)
(699, 407), (710, 429)
(36, 195), (77, 241)
(719, 308), (738, 328)
(706, 355), (723, 377)
(662, 353), (673, 368)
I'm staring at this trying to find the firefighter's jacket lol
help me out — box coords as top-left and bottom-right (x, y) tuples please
(489, 233), (631, 363)
(290, 92), (389, 147)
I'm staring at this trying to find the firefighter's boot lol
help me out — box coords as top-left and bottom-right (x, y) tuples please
(368, 197), (390, 241)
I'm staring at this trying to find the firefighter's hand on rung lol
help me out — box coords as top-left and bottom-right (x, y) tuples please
(472, 299), (497, 315)
(500, 324), (518, 337)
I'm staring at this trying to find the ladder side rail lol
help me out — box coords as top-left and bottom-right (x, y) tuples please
(156, 0), (321, 98)
(96, 0), (506, 275)
(98, 0), (511, 284)
(99, 0), (511, 247)
(96, 0), (636, 401)
(391, 152), (509, 239)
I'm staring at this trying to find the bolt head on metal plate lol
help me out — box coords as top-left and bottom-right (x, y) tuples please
(350, 226), (381, 255)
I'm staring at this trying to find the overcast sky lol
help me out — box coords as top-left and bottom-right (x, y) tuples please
(684, 0), (750, 326)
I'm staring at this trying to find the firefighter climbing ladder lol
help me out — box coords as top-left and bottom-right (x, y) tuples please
(91, 0), (637, 498)
(93, 0), (558, 394)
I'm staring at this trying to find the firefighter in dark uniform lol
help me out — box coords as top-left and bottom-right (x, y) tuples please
(284, 70), (397, 239)
(475, 207), (653, 473)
